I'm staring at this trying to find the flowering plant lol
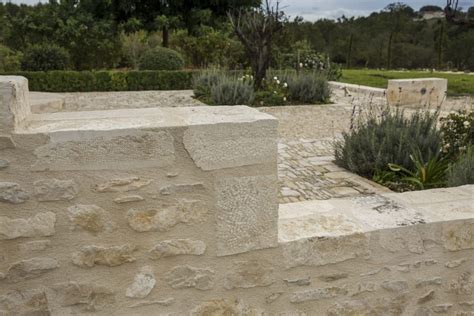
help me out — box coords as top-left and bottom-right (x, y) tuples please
(440, 110), (474, 157)
(255, 76), (289, 106)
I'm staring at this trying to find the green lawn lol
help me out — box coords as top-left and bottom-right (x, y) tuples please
(340, 69), (474, 96)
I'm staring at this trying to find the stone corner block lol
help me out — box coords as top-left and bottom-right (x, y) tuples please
(386, 78), (447, 108)
(215, 175), (278, 256)
(0, 76), (31, 134)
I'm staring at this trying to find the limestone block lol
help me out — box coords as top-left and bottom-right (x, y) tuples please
(128, 298), (175, 308)
(67, 204), (115, 234)
(114, 195), (144, 204)
(18, 240), (51, 252)
(281, 233), (370, 268)
(126, 266), (156, 299)
(183, 117), (277, 171)
(0, 159), (8, 169)
(442, 221), (474, 251)
(0, 212), (56, 240)
(284, 277), (311, 287)
(94, 177), (153, 193)
(290, 286), (348, 303)
(164, 265), (214, 290)
(0, 289), (49, 315)
(447, 272), (473, 295)
(4, 257), (59, 283)
(0, 136), (15, 150)
(51, 282), (115, 312)
(32, 131), (175, 171)
(0, 182), (29, 204)
(72, 244), (136, 268)
(381, 280), (409, 293)
(386, 78), (447, 108)
(215, 175), (278, 256)
(148, 239), (206, 259)
(0, 76), (31, 134)
(224, 260), (274, 290)
(34, 178), (79, 201)
(159, 182), (206, 195)
(191, 300), (250, 316)
(445, 258), (467, 268)
(319, 273), (349, 282)
(416, 277), (443, 288)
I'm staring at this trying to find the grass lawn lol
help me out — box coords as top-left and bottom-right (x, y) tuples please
(340, 69), (474, 96)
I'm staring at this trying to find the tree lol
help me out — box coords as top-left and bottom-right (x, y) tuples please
(229, 0), (285, 89)
(445, 0), (474, 28)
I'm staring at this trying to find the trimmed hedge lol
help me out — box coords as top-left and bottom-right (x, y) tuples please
(1, 70), (195, 92)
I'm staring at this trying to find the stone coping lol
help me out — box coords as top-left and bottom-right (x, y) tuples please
(279, 185), (473, 243)
(19, 106), (276, 134)
(388, 77), (448, 83)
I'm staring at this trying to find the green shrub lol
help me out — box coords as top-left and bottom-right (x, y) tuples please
(440, 110), (474, 158)
(447, 146), (474, 187)
(138, 47), (185, 71)
(255, 76), (288, 106)
(0, 45), (21, 72)
(210, 76), (254, 105)
(21, 45), (70, 71)
(335, 108), (442, 179)
(1, 71), (194, 92)
(193, 69), (222, 100)
(286, 72), (330, 104)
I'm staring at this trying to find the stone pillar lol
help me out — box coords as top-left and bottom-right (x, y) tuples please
(0, 76), (31, 145)
(386, 78), (447, 108)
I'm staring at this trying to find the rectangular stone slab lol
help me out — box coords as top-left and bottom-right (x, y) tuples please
(386, 78), (447, 108)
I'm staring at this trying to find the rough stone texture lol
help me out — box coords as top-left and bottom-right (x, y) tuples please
(148, 239), (206, 259)
(51, 282), (115, 312)
(381, 280), (409, 293)
(0, 76), (31, 134)
(0, 159), (9, 169)
(387, 78), (447, 108)
(0, 289), (49, 315)
(216, 175), (278, 256)
(18, 240), (51, 252)
(224, 260), (274, 290)
(159, 182), (206, 195)
(290, 286), (348, 303)
(127, 200), (208, 233)
(0, 182), (29, 204)
(94, 177), (153, 193)
(34, 178), (79, 201)
(126, 266), (156, 299)
(183, 112), (278, 171)
(442, 221), (474, 251)
(67, 204), (115, 234)
(114, 194), (144, 204)
(0, 212), (56, 240)
(164, 265), (215, 290)
(72, 244), (136, 268)
(4, 257), (59, 283)
(128, 298), (175, 308)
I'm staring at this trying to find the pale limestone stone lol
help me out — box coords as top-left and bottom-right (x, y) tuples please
(128, 298), (175, 308)
(33, 131), (175, 171)
(290, 286), (348, 303)
(18, 240), (51, 252)
(282, 233), (369, 268)
(447, 272), (473, 295)
(224, 260), (274, 290)
(418, 290), (435, 304)
(34, 178), (78, 201)
(0, 212), (56, 240)
(443, 221), (474, 251)
(432, 304), (453, 313)
(5, 257), (59, 283)
(319, 273), (349, 282)
(127, 200), (208, 233)
(0, 136), (15, 150)
(381, 280), (409, 293)
(379, 227), (425, 254)
(114, 195), (144, 204)
(265, 292), (283, 304)
(215, 175), (278, 256)
(51, 282), (115, 312)
(72, 244), (136, 268)
(191, 299), (255, 315)
(0, 182), (29, 204)
(387, 78), (447, 108)
(284, 277), (311, 286)
(67, 204), (115, 234)
(351, 282), (377, 296)
(183, 117), (277, 171)
(126, 266), (156, 299)
(416, 277), (443, 288)
(445, 258), (467, 268)
(164, 265), (214, 290)
(460, 301), (474, 307)
(148, 239), (206, 259)
(0, 159), (8, 169)
(0, 76), (31, 134)
(159, 182), (205, 195)
(0, 289), (49, 315)
(94, 177), (153, 193)
(329, 295), (408, 315)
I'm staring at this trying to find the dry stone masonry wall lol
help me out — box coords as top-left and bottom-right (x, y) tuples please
(0, 76), (473, 315)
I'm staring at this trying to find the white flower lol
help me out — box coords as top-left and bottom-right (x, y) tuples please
(273, 76), (278, 80)
(283, 82), (288, 88)
(277, 80), (280, 84)
(283, 97), (287, 101)
(464, 121), (470, 127)
(273, 91), (277, 94)
(299, 63), (303, 68)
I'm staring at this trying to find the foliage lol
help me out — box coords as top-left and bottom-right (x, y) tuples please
(335, 108), (442, 179)
(120, 31), (150, 69)
(1, 70), (195, 92)
(192, 69), (222, 101)
(0, 45), (21, 72)
(138, 47), (185, 71)
(255, 76), (288, 106)
(384, 151), (449, 190)
(447, 146), (474, 186)
(285, 72), (330, 104)
(210, 75), (255, 105)
(20, 44), (70, 71)
(440, 110), (474, 157)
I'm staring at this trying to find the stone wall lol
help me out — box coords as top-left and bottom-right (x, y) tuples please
(1, 76), (473, 315)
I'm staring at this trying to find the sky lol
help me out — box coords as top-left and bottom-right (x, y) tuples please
(3, 0), (473, 21)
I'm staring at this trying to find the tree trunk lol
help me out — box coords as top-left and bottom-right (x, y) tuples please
(347, 33), (354, 68)
(387, 32), (394, 70)
(162, 26), (169, 48)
